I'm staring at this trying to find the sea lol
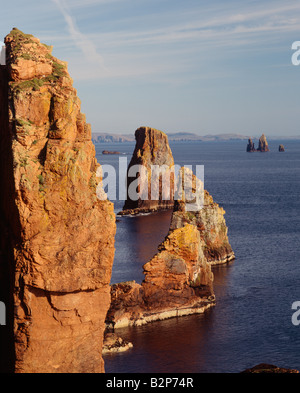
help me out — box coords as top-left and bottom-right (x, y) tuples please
(95, 139), (300, 373)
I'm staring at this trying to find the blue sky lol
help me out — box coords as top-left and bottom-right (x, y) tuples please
(1, 0), (300, 136)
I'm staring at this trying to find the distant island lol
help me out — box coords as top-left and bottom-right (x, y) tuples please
(93, 132), (300, 144)
(92, 132), (251, 143)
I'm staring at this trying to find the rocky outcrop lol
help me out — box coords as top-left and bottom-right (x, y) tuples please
(247, 135), (270, 152)
(102, 333), (133, 354)
(257, 134), (270, 152)
(242, 364), (299, 373)
(279, 144), (285, 152)
(102, 150), (121, 155)
(0, 28), (116, 373)
(120, 126), (175, 215)
(106, 223), (215, 329)
(246, 138), (256, 152)
(106, 168), (234, 328)
(170, 168), (235, 265)
(107, 168), (234, 328)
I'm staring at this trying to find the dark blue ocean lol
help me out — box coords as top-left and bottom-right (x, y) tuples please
(95, 139), (300, 373)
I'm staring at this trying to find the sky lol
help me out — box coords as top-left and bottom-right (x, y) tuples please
(1, 0), (300, 137)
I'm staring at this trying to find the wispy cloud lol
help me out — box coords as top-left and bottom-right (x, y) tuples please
(67, 0), (125, 7)
(49, 0), (300, 82)
(90, 3), (300, 49)
(52, 0), (109, 75)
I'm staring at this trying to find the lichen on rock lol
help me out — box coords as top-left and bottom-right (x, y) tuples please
(0, 28), (116, 373)
(170, 167), (235, 265)
(107, 167), (235, 329)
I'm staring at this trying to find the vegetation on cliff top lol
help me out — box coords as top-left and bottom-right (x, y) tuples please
(7, 28), (67, 94)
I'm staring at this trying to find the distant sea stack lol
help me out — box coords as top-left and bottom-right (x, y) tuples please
(246, 138), (256, 152)
(246, 134), (270, 152)
(257, 134), (270, 152)
(120, 126), (175, 215)
(0, 29), (116, 373)
(279, 144), (285, 152)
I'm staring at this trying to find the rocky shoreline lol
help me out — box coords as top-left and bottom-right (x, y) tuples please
(102, 333), (133, 354)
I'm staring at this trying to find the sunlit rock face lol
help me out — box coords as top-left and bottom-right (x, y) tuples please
(120, 126), (175, 215)
(0, 28), (116, 373)
(257, 134), (270, 152)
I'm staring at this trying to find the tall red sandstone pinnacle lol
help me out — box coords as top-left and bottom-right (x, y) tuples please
(120, 126), (175, 215)
(0, 28), (116, 373)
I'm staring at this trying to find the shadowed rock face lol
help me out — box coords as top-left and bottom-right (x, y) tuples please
(257, 134), (270, 152)
(246, 138), (256, 152)
(120, 126), (175, 215)
(0, 28), (116, 373)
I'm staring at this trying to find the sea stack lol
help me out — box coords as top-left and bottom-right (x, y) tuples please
(0, 29), (116, 373)
(279, 144), (285, 152)
(106, 168), (235, 329)
(106, 223), (215, 329)
(120, 126), (175, 215)
(246, 138), (256, 152)
(170, 167), (235, 265)
(257, 134), (270, 152)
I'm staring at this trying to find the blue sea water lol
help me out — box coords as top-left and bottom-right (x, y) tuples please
(95, 139), (300, 373)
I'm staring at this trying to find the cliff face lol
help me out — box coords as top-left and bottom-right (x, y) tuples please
(121, 126), (175, 215)
(142, 224), (214, 307)
(0, 29), (116, 373)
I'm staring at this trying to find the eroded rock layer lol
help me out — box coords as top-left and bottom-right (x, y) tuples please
(106, 223), (215, 329)
(0, 29), (116, 373)
(120, 126), (175, 215)
(170, 168), (235, 265)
